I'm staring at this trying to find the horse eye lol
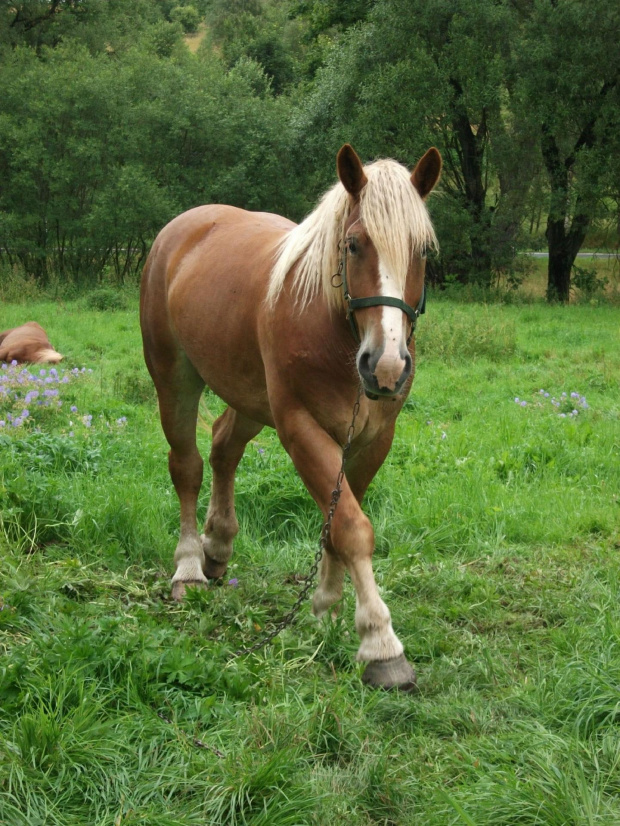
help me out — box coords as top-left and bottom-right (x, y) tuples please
(347, 238), (358, 255)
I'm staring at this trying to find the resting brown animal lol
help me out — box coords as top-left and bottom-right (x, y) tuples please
(0, 322), (63, 364)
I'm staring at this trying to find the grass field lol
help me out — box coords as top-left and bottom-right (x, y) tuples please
(1, 292), (619, 825)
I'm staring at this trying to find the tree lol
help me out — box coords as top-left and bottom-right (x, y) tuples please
(0, 35), (301, 285)
(205, 0), (308, 94)
(516, 0), (620, 301)
(292, 0), (535, 286)
(1, 0), (165, 54)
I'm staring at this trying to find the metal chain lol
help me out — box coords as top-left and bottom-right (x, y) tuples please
(233, 385), (363, 657)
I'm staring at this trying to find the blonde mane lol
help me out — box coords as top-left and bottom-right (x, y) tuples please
(267, 158), (437, 311)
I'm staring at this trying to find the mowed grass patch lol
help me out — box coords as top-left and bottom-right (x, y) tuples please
(1, 296), (619, 824)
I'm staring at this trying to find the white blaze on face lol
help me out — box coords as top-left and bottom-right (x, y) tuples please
(372, 259), (407, 391)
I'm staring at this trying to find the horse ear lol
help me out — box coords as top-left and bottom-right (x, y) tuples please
(411, 147), (442, 199)
(337, 144), (368, 198)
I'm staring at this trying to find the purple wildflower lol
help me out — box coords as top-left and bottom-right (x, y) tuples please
(228, 578), (239, 587)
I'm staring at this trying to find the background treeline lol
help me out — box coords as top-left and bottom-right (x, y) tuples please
(1, 0), (619, 300)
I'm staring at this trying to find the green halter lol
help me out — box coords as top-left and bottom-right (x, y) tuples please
(332, 241), (426, 345)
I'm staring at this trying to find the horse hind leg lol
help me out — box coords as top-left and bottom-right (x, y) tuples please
(312, 552), (346, 619)
(201, 407), (263, 578)
(151, 359), (207, 600)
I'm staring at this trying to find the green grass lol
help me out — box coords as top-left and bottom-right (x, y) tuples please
(1, 296), (619, 824)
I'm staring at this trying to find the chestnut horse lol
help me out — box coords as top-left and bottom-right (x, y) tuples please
(0, 322), (63, 364)
(140, 144), (441, 689)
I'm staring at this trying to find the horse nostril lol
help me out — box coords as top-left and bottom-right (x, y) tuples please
(358, 350), (372, 379)
(403, 353), (412, 375)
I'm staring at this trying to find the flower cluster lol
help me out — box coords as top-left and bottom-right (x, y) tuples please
(0, 361), (128, 434)
(514, 389), (589, 418)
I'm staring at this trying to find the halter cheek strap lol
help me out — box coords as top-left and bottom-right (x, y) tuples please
(333, 243), (426, 345)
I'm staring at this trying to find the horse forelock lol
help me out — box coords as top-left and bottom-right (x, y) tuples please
(267, 158), (437, 312)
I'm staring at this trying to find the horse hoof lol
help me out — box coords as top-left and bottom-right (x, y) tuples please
(202, 557), (228, 579)
(171, 580), (208, 601)
(361, 654), (417, 692)
(200, 535), (229, 579)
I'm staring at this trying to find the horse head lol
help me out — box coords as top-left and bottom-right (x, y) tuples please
(336, 144), (441, 398)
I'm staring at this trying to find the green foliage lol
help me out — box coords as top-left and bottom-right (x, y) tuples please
(169, 4), (201, 33)
(290, 0), (534, 285)
(205, 0), (304, 94)
(572, 263), (610, 300)
(288, 0), (620, 297)
(85, 287), (126, 311)
(0, 6), (301, 287)
(2, 0), (619, 302)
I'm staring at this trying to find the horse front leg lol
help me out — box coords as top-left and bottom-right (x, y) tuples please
(313, 427), (398, 620)
(277, 408), (416, 691)
(201, 407), (263, 578)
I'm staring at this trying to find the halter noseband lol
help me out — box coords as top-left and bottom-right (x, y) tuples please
(332, 241), (426, 345)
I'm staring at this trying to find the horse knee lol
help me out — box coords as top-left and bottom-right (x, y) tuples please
(330, 509), (374, 561)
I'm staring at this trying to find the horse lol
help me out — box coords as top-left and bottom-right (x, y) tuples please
(140, 144), (441, 690)
(0, 322), (63, 365)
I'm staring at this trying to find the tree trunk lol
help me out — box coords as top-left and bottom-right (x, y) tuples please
(541, 108), (604, 301)
(450, 80), (493, 285)
(545, 211), (590, 302)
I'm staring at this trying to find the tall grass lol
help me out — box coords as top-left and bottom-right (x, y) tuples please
(1, 296), (619, 824)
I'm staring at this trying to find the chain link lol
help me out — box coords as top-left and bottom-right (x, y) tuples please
(233, 385), (363, 657)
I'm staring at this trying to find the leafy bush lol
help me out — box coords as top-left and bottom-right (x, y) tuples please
(169, 5), (201, 33)
(572, 263), (609, 299)
(85, 288), (126, 311)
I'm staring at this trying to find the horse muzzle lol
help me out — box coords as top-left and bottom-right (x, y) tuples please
(357, 349), (412, 399)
